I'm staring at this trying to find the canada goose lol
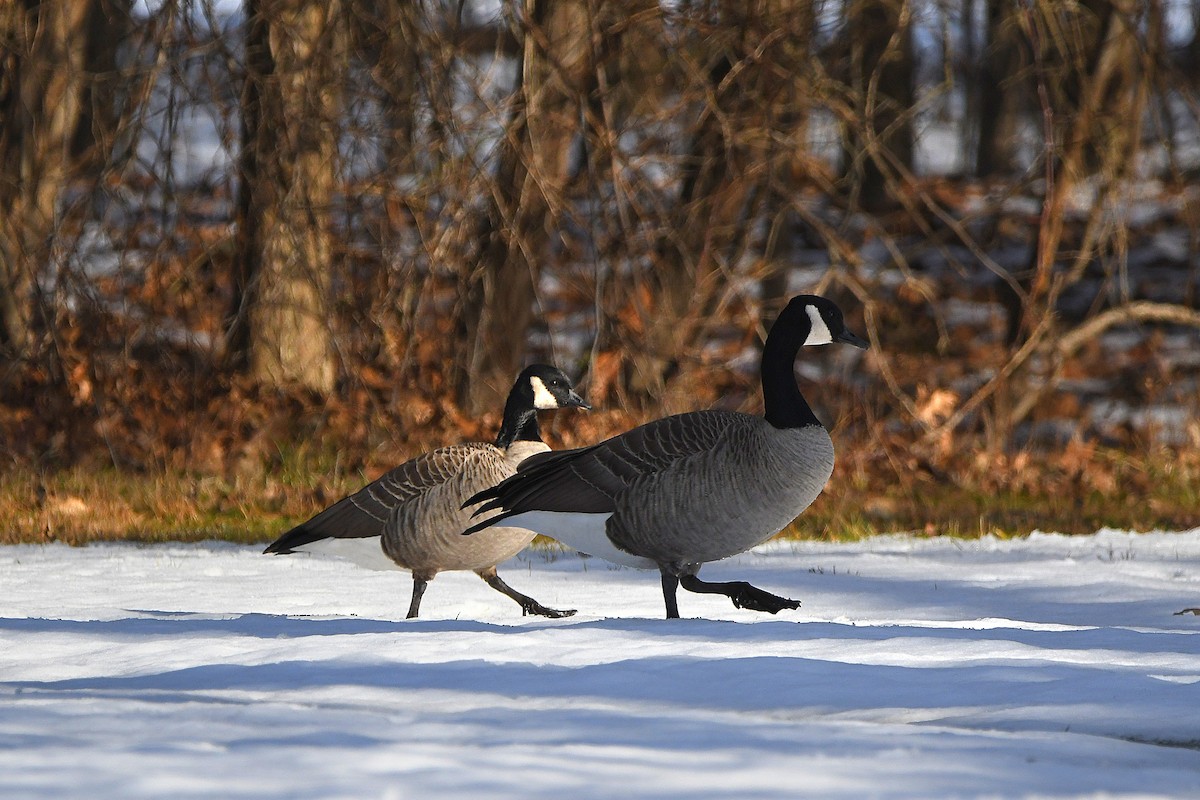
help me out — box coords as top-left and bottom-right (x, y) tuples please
(465, 295), (868, 619)
(264, 364), (590, 619)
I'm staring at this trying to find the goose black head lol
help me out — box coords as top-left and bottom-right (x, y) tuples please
(788, 295), (869, 349)
(497, 365), (589, 448)
(517, 364), (591, 411)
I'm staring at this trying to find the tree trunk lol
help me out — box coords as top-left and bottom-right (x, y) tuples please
(453, 0), (593, 414)
(0, 0), (130, 362)
(990, 0), (1145, 450)
(349, 0), (422, 178)
(973, 0), (1025, 178)
(842, 0), (913, 212)
(1052, 0), (1141, 176)
(1190, 0), (1200, 86)
(1025, 0), (1142, 313)
(627, 0), (812, 404)
(228, 0), (341, 393)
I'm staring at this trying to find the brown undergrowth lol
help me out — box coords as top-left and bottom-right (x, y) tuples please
(4, 368), (1197, 545)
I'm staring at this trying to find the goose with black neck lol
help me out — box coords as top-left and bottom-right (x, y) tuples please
(464, 296), (868, 619)
(265, 364), (590, 619)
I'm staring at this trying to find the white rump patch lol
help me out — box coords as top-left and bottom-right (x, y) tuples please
(529, 376), (559, 409)
(804, 305), (833, 346)
(505, 511), (657, 570)
(292, 536), (400, 572)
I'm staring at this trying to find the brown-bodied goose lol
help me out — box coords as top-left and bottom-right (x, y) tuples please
(264, 364), (590, 619)
(465, 296), (868, 619)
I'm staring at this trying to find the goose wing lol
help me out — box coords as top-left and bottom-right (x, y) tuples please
(265, 444), (487, 553)
(465, 411), (745, 531)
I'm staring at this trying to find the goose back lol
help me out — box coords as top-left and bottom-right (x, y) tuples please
(471, 410), (833, 567)
(263, 444), (474, 564)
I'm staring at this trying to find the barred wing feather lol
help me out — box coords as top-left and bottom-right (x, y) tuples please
(267, 444), (487, 553)
(466, 411), (745, 529)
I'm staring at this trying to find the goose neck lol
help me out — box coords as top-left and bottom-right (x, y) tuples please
(495, 400), (541, 449)
(761, 309), (821, 430)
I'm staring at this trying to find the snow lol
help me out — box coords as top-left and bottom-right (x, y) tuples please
(2, 529), (1199, 799)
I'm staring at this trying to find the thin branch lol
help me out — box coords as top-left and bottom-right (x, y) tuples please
(1010, 301), (1200, 425)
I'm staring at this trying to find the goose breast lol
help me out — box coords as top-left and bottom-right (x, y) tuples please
(607, 421), (834, 565)
(383, 442), (551, 574)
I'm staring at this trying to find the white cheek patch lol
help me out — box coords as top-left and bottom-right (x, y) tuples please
(529, 376), (559, 409)
(805, 306), (834, 346)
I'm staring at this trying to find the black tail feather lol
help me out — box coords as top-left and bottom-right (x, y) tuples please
(460, 443), (614, 520)
(263, 523), (312, 554)
(462, 485), (501, 510)
(473, 498), (506, 516)
(462, 509), (521, 536)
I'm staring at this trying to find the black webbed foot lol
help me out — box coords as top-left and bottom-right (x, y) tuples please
(727, 582), (801, 614)
(521, 601), (577, 619)
(482, 570), (577, 618)
(679, 574), (800, 615)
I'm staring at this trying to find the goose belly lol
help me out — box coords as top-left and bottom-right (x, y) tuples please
(386, 522), (536, 573)
(610, 425), (835, 565)
(500, 510), (656, 570)
(292, 535), (397, 572)
(382, 482), (535, 574)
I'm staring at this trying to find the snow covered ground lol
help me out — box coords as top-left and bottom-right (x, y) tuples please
(2, 529), (1198, 799)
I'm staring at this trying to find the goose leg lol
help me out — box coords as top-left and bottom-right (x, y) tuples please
(477, 567), (576, 618)
(660, 572), (681, 619)
(406, 575), (429, 619)
(679, 573), (800, 614)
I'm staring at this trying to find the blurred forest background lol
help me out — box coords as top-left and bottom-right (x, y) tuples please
(2, 0), (1199, 542)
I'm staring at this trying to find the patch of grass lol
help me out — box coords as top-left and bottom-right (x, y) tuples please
(786, 453), (1200, 541)
(2, 446), (1196, 545)
(0, 453), (371, 545)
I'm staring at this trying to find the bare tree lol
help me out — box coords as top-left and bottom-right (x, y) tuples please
(227, 0), (343, 393)
(348, 1), (422, 179)
(1190, 0), (1200, 84)
(972, 0), (1027, 177)
(842, 0), (914, 212)
(621, 0), (814, 403)
(972, 0), (1151, 449)
(0, 0), (132, 364)
(1022, 0), (1144, 327)
(453, 0), (595, 414)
